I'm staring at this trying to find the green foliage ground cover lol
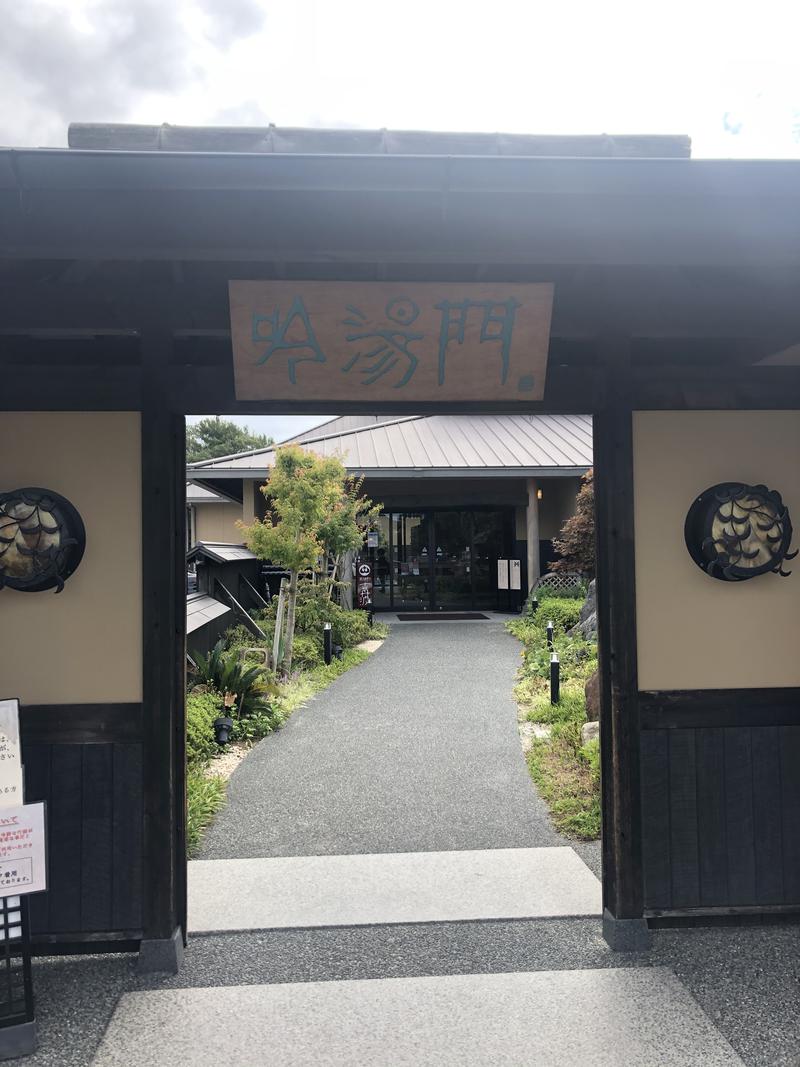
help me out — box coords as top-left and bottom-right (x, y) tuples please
(508, 595), (600, 840)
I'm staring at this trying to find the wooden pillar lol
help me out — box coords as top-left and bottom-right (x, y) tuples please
(526, 478), (540, 593)
(242, 479), (257, 525)
(139, 323), (187, 973)
(593, 338), (649, 951)
(341, 550), (355, 610)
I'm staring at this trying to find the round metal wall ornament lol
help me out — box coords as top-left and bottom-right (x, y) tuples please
(684, 482), (797, 582)
(0, 488), (86, 593)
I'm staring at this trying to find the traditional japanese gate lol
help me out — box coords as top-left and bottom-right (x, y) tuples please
(3, 131), (800, 966)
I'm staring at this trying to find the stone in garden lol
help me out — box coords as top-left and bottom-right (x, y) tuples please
(585, 669), (600, 722)
(569, 578), (597, 640)
(581, 720), (600, 745)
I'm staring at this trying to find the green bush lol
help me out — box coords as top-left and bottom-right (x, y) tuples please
(230, 708), (284, 744)
(186, 768), (226, 857)
(291, 632), (324, 670)
(187, 689), (222, 767)
(531, 596), (583, 634)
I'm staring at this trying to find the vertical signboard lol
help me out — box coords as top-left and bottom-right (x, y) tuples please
(356, 559), (373, 610)
(510, 559), (522, 591)
(497, 560), (509, 590)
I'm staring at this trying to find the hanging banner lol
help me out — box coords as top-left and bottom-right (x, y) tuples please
(230, 281), (553, 404)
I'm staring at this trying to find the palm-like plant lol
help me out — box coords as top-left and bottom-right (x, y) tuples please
(192, 640), (278, 718)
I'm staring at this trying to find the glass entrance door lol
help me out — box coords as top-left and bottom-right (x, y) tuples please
(391, 512), (431, 611)
(472, 510), (509, 608)
(371, 508), (511, 612)
(431, 511), (473, 610)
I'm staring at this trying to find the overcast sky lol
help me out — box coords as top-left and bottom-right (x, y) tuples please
(6, 0), (800, 439)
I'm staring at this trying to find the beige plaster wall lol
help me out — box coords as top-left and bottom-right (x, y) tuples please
(0, 412), (142, 704)
(633, 411), (800, 690)
(195, 502), (245, 544)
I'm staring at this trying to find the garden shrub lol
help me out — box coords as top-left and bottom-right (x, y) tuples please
(530, 595), (583, 634)
(290, 632), (324, 670)
(187, 689), (222, 767)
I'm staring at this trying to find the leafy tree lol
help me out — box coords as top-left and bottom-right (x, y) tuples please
(187, 417), (272, 463)
(549, 469), (595, 578)
(241, 446), (376, 677)
(318, 474), (381, 596)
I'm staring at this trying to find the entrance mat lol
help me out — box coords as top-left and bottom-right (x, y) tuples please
(187, 847), (601, 933)
(94, 969), (745, 1066)
(395, 612), (488, 621)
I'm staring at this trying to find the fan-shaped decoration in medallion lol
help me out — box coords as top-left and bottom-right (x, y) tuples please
(0, 488), (86, 593)
(684, 482), (796, 582)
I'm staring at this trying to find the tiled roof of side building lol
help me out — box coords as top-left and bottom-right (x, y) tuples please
(68, 124), (691, 159)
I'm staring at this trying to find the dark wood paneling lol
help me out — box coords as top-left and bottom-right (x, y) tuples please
(640, 730), (671, 909)
(668, 730), (700, 908)
(696, 728), (728, 906)
(779, 726), (800, 902)
(20, 705), (144, 942)
(47, 746), (83, 932)
(639, 689), (800, 730)
(752, 728), (784, 905)
(21, 703), (143, 744)
(724, 729), (757, 906)
(23, 744), (50, 934)
(81, 746), (113, 931)
(641, 693), (800, 915)
(112, 744), (144, 931)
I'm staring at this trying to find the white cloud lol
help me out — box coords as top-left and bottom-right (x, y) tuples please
(3, 0), (800, 155)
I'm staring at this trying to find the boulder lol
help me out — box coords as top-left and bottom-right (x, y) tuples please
(585, 669), (600, 722)
(581, 720), (600, 745)
(568, 579), (597, 641)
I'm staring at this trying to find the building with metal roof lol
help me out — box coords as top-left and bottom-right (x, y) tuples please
(188, 412), (592, 612)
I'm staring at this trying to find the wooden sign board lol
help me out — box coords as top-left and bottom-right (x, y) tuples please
(230, 281), (553, 404)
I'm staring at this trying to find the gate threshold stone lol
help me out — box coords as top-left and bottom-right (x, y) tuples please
(92, 968), (744, 1067)
(188, 847), (601, 933)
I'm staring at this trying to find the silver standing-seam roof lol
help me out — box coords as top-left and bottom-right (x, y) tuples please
(186, 593), (232, 634)
(187, 542), (258, 564)
(187, 413), (593, 480)
(186, 483), (232, 504)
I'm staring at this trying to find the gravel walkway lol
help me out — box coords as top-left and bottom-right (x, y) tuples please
(200, 621), (565, 859)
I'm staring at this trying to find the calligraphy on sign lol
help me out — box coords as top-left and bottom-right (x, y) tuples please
(229, 282), (554, 403)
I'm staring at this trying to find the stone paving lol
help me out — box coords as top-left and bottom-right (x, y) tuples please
(11, 621), (800, 1065)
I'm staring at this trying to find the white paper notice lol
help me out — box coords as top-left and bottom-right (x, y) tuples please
(497, 560), (509, 590)
(0, 802), (46, 895)
(510, 559), (522, 591)
(0, 701), (23, 808)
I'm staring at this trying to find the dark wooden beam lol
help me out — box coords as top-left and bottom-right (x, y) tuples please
(1, 269), (800, 341)
(639, 689), (800, 729)
(594, 338), (648, 950)
(140, 312), (186, 970)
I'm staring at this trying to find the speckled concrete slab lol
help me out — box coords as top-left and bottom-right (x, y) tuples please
(92, 967), (744, 1067)
(188, 847), (601, 932)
